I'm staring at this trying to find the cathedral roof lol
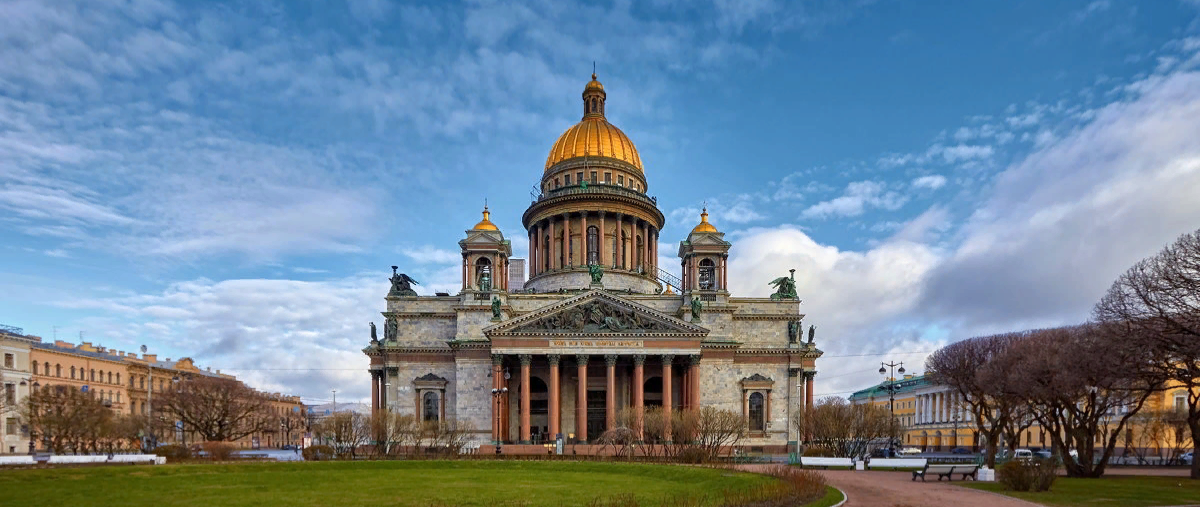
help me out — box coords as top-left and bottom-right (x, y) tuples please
(544, 74), (643, 174)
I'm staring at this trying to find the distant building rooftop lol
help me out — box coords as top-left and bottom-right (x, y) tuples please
(849, 374), (932, 402)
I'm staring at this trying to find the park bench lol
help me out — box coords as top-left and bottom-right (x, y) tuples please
(868, 458), (926, 469)
(48, 455), (108, 465)
(912, 463), (979, 481)
(799, 456), (854, 469)
(0, 456), (35, 466)
(107, 454), (158, 464)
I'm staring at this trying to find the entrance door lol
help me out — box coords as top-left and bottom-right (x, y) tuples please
(586, 390), (606, 441)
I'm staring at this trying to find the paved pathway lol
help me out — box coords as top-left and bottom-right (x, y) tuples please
(736, 466), (1040, 507)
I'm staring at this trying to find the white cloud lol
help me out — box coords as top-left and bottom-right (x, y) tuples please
(43, 249), (70, 258)
(911, 175), (947, 190)
(933, 144), (995, 163)
(801, 180), (907, 219)
(401, 245), (461, 264)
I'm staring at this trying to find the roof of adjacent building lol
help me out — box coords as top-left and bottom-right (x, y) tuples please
(849, 374), (933, 401)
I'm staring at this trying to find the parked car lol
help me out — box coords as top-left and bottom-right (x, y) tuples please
(281, 445), (297, 451)
(1182, 452), (1194, 465)
(897, 447), (922, 456)
(1033, 449), (1053, 459)
(950, 447), (972, 455)
(1013, 449), (1034, 461)
(871, 448), (896, 458)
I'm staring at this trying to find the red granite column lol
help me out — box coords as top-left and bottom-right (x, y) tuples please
(519, 354), (532, 444)
(492, 356), (502, 443)
(662, 355), (674, 442)
(548, 355), (561, 439)
(633, 355), (645, 440)
(690, 355), (702, 411)
(605, 355), (617, 431)
(552, 217), (560, 270)
(371, 371), (379, 411)
(576, 355), (589, 443)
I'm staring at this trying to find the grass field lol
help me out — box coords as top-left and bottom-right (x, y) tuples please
(962, 475), (1200, 506)
(0, 460), (778, 507)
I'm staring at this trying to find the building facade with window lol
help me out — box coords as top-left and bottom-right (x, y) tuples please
(30, 340), (131, 415)
(364, 74), (823, 452)
(1, 326), (36, 454)
(852, 374), (1198, 457)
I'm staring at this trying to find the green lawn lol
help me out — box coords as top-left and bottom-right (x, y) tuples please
(961, 475), (1200, 507)
(0, 460), (778, 507)
(807, 486), (846, 507)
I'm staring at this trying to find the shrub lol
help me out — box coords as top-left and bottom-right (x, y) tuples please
(997, 458), (1057, 492)
(302, 445), (336, 461)
(200, 441), (236, 461)
(800, 445), (838, 457)
(152, 444), (191, 460)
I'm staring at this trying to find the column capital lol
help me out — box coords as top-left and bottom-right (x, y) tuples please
(518, 354), (532, 366)
(491, 354), (504, 366)
(689, 355), (702, 366)
(661, 354), (674, 365)
(547, 354), (561, 366)
(633, 354), (646, 366)
(787, 367), (801, 378)
(605, 354), (618, 367)
(576, 354), (590, 367)
(803, 371), (816, 380)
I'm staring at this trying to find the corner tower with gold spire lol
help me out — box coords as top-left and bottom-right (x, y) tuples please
(522, 73), (665, 293)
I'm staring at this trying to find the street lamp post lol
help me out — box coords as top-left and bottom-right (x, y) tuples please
(331, 389), (337, 414)
(491, 387), (509, 448)
(878, 361), (906, 453)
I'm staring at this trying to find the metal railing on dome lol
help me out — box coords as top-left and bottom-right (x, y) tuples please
(538, 183), (658, 207)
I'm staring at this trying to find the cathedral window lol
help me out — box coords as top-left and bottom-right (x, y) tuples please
(568, 237), (574, 266)
(636, 236), (644, 270)
(749, 392), (765, 432)
(587, 226), (599, 265)
(604, 173), (611, 184)
(577, 172), (584, 183)
(590, 98), (597, 113)
(543, 235), (550, 271)
(617, 175), (624, 186)
(423, 392), (439, 422)
(620, 232), (627, 269)
(590, 171), (597, 183)
(699, 259), (716, 290)
(475, 257), (492, 291)
(564, 174), (571, 185)
(554, 178), (560, 189)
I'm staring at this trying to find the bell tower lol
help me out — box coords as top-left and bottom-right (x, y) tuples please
(678, 208), (731, 300)
(460, 205), (512, 294)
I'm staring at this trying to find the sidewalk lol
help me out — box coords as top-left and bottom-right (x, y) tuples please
(736, 466), (1040, 507)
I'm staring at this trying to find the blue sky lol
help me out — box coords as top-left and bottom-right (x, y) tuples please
(3, 0), (1200, 404)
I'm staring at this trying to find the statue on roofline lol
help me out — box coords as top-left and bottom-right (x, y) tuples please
(491, 296), (502, 320)
(588, 263), (604, 285)
(369, 322), (378, 343)
(769, 269), (798, 300)
(808, 325), (816, 345)
(690, 297), (703, 322)
(388, 266), (419, 297)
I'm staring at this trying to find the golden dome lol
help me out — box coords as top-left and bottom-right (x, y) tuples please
(691, 208), (719, 234)
(544, 74), (643, 174)
(472, 205), (499, 231)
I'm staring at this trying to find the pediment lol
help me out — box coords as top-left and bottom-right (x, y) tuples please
(688, 234), (730, 246)
(484, 290), (708, 337)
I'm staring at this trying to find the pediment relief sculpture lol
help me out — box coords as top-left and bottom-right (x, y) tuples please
(511, 300), (677, 334)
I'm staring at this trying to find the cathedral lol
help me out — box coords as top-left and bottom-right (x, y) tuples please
(363, 73), (822, 452)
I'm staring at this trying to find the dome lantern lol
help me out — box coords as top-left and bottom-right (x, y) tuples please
(583, 72), (606, 119)
(472, 204), (499, 231)
(691, 208), (719, 234)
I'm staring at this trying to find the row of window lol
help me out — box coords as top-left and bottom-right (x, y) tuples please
(33, 362), (121, 385)
(29, 383), (122, 404)
(548, 171), (641, 193)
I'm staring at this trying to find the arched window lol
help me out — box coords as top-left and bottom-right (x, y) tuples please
(586, 226), (599, 265)
(749, 392), (765, 431)
(99, 370), (104, 383)
(108, 372), (113, 384)
(475, 257), (492, 291)
(590, 98), (597, 113)
(32, 362), (38, 375)
(70, 366), (76, 379)
(116, 373), (121, 385)
(423, 392), (439, 422)
(140, 377), (145, 389)
(55, 364), (60, 377)
(699, 259), (716, 290)
(90, 369), (95, 381)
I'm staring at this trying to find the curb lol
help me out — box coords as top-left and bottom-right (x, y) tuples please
(830, 485), (848, 507)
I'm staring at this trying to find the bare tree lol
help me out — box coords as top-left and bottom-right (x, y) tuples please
(425, 419), (476, 455)
(313, 411), (369, 458)
(797, 397), (892, 459)
(369, 410), (418, 456)
(154, 376), (273, 442)
(1006, 325), (1163, 478)
(927, 332), (1028, 467)
(21, 387), (113, 454)
(1095, 228), (1200, 479)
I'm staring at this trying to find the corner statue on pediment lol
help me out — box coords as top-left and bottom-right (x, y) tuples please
(808, 325), (816, 345)
(491, 296), (502, 321)
(369, 322), (378, 343)
(388, 266), (419, 297)
(588, 264), (604, 286)
(769, 269), (798, 300)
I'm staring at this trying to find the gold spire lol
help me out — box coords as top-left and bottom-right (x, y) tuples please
(691, 207), (718, 234)
(472, 204), (499, 231)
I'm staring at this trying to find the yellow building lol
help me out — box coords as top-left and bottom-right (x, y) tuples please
(1, 325), (36, 454)
(31, 340), (131, 414)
